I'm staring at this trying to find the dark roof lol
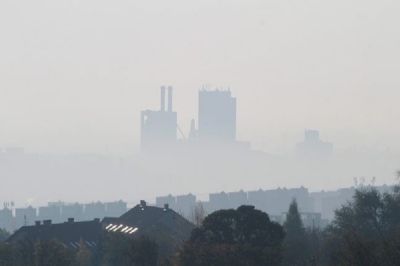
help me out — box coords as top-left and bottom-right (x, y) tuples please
(7, 203), (195, 256)
(109, 204), (194, 236)
(103, 203), (195, 257)
(7, 219), (102, 249)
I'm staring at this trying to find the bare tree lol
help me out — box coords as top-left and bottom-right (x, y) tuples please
(190, 202), (206, 227)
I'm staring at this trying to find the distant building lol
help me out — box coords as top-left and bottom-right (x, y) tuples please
(227, 190), (248, 208)
(61, 203), (84, 222)
(247, 189), (267, 213)
(15, 206), (36, 228)
(0, 208), (13, 232)
(296, 130), (333, 159)
(105, 201), (128, 217)
(84, 202), (106, 220)
(156, 195), (177, 210)
(299, 212), (323, 228)
(155, 194), (197, 219)
(319, 188), (355, 220)
(206, 187), (314, 216)
(198, 89), (237, 144)
(209, 192), (230, 211)
(141, 86), (177, 152)
(38, 204), (62, 223)
(176, 194), (196, 217)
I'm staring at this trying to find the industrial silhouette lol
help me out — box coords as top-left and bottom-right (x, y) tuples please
(141, 86), (177, 153)
(198, 89), (236, 143)
(296, 129), (333, 159)
(140, 86), (249, 153)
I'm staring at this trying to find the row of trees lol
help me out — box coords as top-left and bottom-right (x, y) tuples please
(322, 187), (400, 265)
(1, 185), (399, 265)
(177, 185), (400, 266)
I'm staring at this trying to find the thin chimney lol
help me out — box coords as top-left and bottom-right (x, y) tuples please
(160, 86), (166, 112)
(167, 86), (173, 112)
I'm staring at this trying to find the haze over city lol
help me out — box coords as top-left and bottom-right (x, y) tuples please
(1, 0), (400, 206)
(2, 1), (400, 265)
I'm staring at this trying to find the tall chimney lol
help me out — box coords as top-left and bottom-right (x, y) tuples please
(167, 86), (173, 112)
(160, 86), (166, 112)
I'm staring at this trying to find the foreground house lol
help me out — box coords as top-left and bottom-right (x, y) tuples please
(7, 218), (102, 250)
(7, 200), (194, 256)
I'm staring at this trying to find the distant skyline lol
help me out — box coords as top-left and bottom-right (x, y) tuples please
(1, 0), (400, 156)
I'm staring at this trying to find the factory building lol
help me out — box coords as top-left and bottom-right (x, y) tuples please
(141, 86), (177, 152)
(198, 89), (237, 143)
(139, 87), (250, 154)
(296, 130), (333, 159)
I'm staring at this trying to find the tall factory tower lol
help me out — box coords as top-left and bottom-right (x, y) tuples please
(198, 89), (237, 144)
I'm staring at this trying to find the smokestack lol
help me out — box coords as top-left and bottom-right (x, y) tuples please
(189, 119), (197, 140)
(167, 86), (173, 112)
(160, 86), (166, 112)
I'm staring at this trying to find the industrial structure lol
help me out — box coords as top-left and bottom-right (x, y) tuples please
(296, 129), (333, 159)
(198, 89), (237, 144)
(141, 86), (177, 152)
(140, 86), (248, 153)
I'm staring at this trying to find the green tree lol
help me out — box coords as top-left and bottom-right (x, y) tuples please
(13, 240), (35, 266)
(0, 243), (13, 266)
(34, 239), (74, 266)
(74, 240), (93, 266)
(305, 227), (323, 266)
(323, 187), (400, 266)
(282, 199), (309, 266)
(179, 205), (285, 266)
(99, 233), (158, 266)
(190, 202), (206, 227)
(0, 230), (9, 243)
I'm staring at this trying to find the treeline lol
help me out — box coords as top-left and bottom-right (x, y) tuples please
(1, 186), (400, 266)
(176, 186), (400, 266)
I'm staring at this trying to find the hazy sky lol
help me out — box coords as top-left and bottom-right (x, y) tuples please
(1, 0), (400, 155)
